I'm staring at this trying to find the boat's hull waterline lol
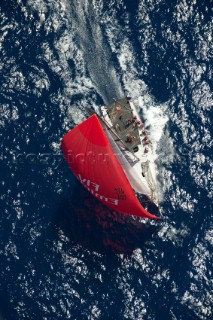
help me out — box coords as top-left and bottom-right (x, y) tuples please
(62, 97), (159, 219)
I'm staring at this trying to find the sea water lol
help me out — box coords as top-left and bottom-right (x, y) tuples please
(0, 0), (212, 319)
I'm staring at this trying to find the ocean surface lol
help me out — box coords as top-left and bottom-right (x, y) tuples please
(0, 0), (212, 319)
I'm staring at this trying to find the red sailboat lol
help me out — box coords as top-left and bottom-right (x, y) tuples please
(62, 98), (159, 219)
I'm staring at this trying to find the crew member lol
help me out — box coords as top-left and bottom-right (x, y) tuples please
(133, 119), (141, 129)
(115, 123), (121, 132)
(145, 136), (149, 144)
(132, 115), (137, 123)
(126, 133), (132, 143)
(125, 118), (132, 128)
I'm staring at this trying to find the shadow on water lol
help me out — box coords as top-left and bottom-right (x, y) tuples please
(54, 182), (160, 255)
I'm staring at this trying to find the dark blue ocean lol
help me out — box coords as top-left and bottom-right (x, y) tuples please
(0, 0), (212, 319)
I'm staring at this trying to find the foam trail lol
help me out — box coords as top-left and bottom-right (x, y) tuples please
(66, 0), (123, 103)
(99, 7), (169, 159)
(137, 95), (169, 155)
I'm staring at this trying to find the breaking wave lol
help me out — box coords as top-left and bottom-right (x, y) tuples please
(0, 0), (212, 319)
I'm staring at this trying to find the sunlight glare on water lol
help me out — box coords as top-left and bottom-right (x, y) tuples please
(0, 0), (212, 319)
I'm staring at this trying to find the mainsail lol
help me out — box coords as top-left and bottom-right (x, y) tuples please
(62, 114), (158, 219)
